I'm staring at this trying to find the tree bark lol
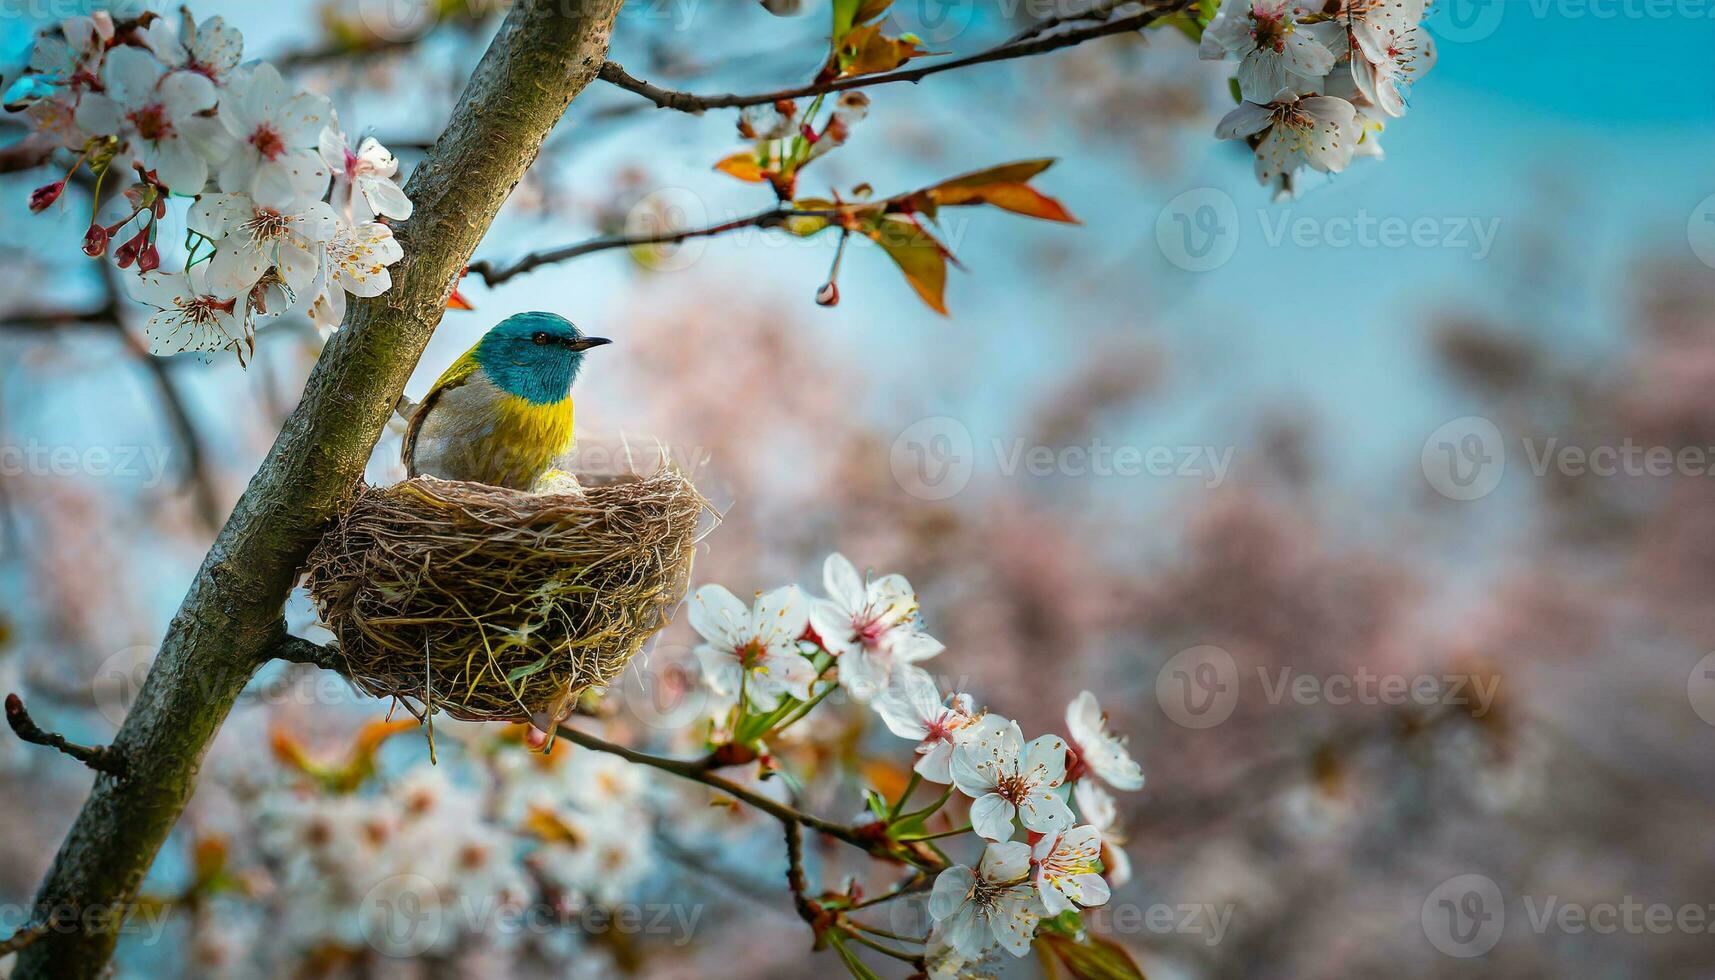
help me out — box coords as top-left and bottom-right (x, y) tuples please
(13, 1), (623, 974)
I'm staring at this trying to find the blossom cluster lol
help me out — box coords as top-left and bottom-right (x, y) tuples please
(8, 10), (409, 361)
(250, 725), (656, 963)
(689, 553), (1146, 969)
(1200, 0), (1436, 197)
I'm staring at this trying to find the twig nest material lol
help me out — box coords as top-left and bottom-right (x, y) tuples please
(305, 454), (708, 725)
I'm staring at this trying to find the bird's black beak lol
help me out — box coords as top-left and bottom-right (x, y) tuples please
(566, 336), (612, 351)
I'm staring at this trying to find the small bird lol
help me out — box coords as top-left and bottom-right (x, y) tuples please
(403, 312), (611, 490)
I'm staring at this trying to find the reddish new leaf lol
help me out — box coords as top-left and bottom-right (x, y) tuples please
(1038, 930), (1148, 980)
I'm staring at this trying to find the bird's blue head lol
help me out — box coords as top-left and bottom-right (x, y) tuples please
(473, 312), (611, 405)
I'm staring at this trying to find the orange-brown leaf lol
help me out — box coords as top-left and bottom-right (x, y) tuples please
(933, 158), (1057, 189)
(932, 181), (1078, 222)
(838, 24), (931, 78)
(714, 151), (770, 183)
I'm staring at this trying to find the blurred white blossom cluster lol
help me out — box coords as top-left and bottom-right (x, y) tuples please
(242, 724), (659, 967)
(7, 9), (409, 361)
(689, 554), (1146, 971)
(1200, 0), (1436, 197)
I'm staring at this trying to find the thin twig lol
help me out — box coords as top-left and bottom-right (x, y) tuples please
(3, 694), (124, 776)
(467, 205), (814, 287)
(554, 722), (925, 862)
(0, 923), (47, 956)
(597, 2), (1188, 114)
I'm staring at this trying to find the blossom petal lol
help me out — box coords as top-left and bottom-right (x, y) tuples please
(688, 584), (750, 649)
(969, 793), (1016, 842)
(929, 865), (975, 921)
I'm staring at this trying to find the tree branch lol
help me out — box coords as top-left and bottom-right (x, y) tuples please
(12, 2), (625, 974)
(552, 722), (923, 861)
(468, 205), (817, 287)
(3, 694), (124, 776)
(0, 924), (47, 957)
(271, 633), (347, 672)
(597, 1), (1188, 113)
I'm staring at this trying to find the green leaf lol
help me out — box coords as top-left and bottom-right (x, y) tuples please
(829, 934), (886, 980)
(1228, 76), (1243, 104)
(505, 655), (552, 683)
(832, 0), (863, 43)
(864, 788), (890, 821)
(870, 217), (951, 315)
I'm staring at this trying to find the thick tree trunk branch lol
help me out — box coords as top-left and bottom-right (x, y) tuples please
(12, 2), (623, 975)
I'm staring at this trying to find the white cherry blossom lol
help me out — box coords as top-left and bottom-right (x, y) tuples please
(190, 192), (337, 300)
(810, 552), (943, 701)
(141, 10), (244, 86)
(1200, 0), (1345, 103)
(951, 716), (1073, 841)
(929, 840), (1043, 958)
(27, 14), (112, 88)
(688, 584), (816, 710)
(130, 267), (246, 358)
(305, 221), (405, 335)
(320, 129), (415, 223)
(1072, 779), (1133, 887)
(77, 46), (228, 194)
(872, 667), (979, 783)
(1337, 0), (1428, 65)
(218, 63), (331, 208)
(1352, 23), (1436, 117)
(1216, 94), (1360, 187)
(1066, 690), (1144, 791)
(1031, 825), (1111, 915)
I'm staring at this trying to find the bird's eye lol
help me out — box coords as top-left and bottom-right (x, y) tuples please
(531, 332), (550, 346)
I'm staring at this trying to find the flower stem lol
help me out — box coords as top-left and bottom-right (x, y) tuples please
(897, 823), (971, 842)
(887, 771), (922, 821)
(555, 723), (943, 870)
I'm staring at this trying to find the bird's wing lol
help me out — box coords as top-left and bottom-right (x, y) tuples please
(402, 345), (484, 475)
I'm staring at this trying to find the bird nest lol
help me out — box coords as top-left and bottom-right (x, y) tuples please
(304, 454), (708, 726)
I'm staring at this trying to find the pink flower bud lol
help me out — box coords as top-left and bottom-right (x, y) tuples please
(28, 180), (64, 213)
(81, 223), (110, 257)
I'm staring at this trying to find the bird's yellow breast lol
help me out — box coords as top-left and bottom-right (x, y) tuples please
(494, 393), (577, 460)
